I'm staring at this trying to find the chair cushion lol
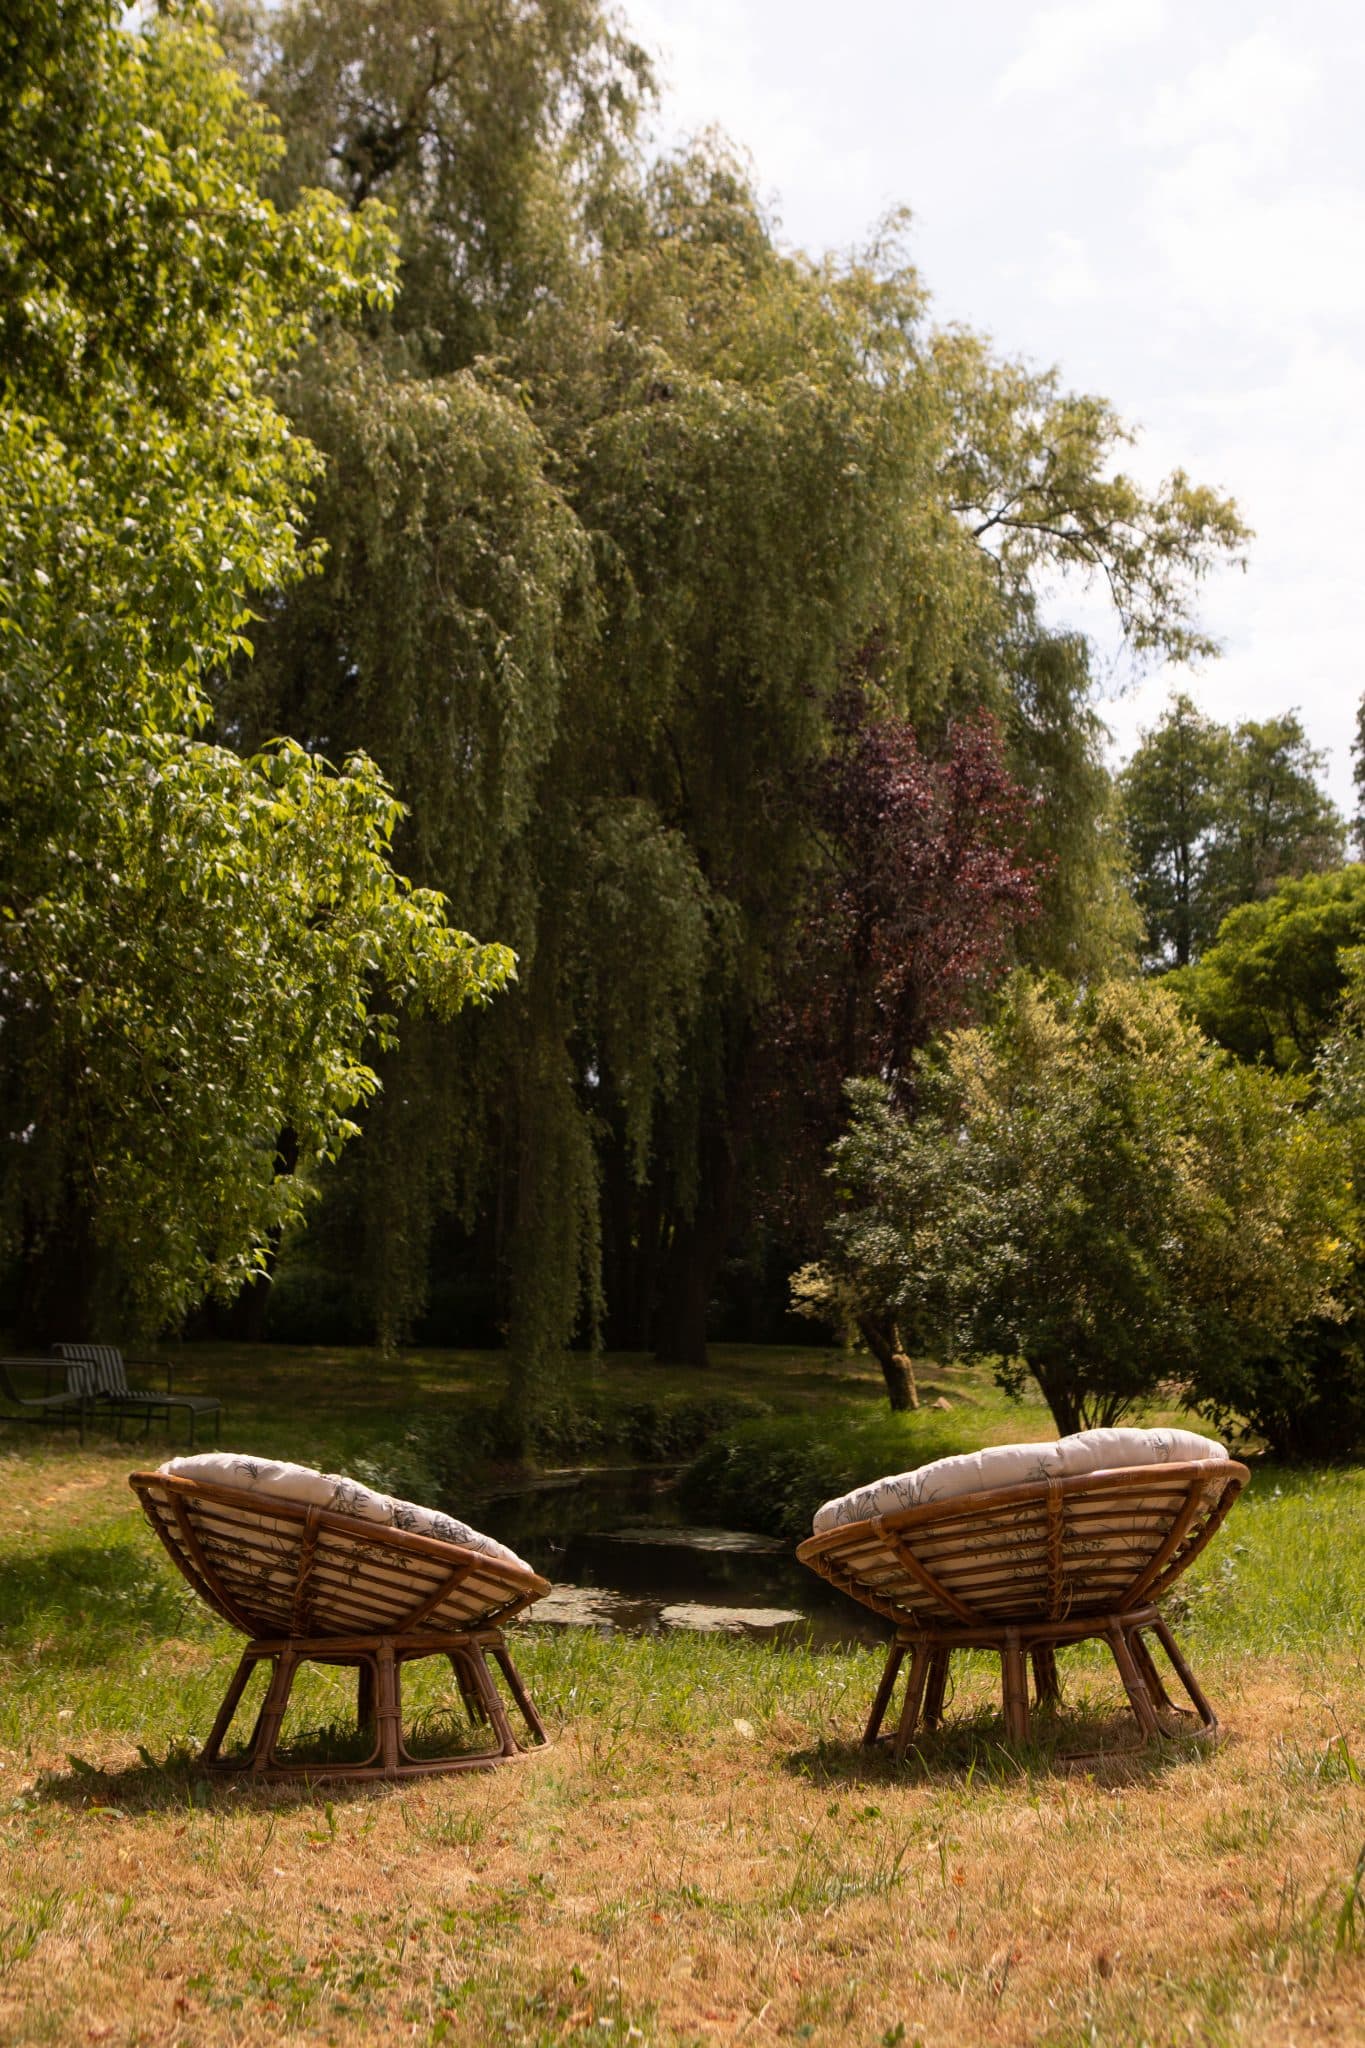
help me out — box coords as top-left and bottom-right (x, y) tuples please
(811, 1426), (1228, 1535)
(158, 1452), (529, 1570)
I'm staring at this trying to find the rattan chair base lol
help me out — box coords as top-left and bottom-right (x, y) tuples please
(864, 1603), (1217, 1760)
(202, 1627), (548, 1780)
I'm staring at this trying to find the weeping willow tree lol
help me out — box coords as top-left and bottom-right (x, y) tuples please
(216, 0), (1247, 1419)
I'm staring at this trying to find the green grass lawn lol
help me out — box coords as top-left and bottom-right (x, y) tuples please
(1, 1346), (1363, 2045)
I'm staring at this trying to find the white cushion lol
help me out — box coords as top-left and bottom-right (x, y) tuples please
(158, 1452), (529, 1570)
(811, 1426), (1228, 1534)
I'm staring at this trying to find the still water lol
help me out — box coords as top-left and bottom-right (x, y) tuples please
(472, 1465), (882, 1648)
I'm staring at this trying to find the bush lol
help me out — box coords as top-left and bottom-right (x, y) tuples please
(353, 1391), (775, 1510)
(676, 1408), (987, 1543)
(261, 1260), (368, 1345)
(619, 1394), (770, 1461)
(1199, 1314), (1365, 1462)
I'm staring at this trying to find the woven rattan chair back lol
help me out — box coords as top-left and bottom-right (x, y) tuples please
(131, 1471), (551, 1779)
(797, 1458), (1248, 1758)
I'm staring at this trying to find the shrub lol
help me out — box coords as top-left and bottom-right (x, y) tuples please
(1200, 1314), (1365, 1463)
(677, 1408), (987, 1543)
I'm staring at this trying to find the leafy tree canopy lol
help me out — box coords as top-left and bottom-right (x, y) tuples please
(0, 0), (512, 1334)
(1168, 866), (1365, 1073)
(816, 976), (1348, 1434)
(1120, 694), (1343, 969)
(212, 3), (1248, 1393)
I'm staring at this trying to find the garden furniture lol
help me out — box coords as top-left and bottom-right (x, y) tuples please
(130, 1453), (550, 1779)
(796, 1427), (1247, 1757)
(57, 1343), (222, 1444)
(0, 1356), (90, 1441)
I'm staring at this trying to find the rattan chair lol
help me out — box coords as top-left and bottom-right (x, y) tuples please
(797, 1441), (1247, 1758)
(131, 1460), (550, 1779)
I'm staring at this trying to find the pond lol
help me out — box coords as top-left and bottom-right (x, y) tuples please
(471, 1464), (883, 1649)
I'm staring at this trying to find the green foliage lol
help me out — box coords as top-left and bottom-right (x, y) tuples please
(0, 0), (511, 1331)
(209, 3), (1246, 1393)
(232, 0), (653, 370)
(1119, 693), (1232, 968)
(817, 977), (1351, 1437)
(1206, 946), (1365, 1461)
(677, 1408), (994, 1544)
(1170, 866), (1365, 1072)
(1208, 713), (1345, 910)
(1120, 695), (1344, 969)
(358, 1389), (772, 1503)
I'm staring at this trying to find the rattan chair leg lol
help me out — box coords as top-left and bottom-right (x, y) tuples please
(201, 1650), (258, 1767)
(456, 1644), (519, 1759)
(376, 1642), (401, 1775)
(1031, 1644), (1062, 1708)
(893, 1643), (933, 1762)
(1150, 1616), (1218, 1731)
(862, 1641), (906, 1747)
(449, 1650), (489, 1726)
(1001, 1632), (1031, 1744)
(1126, 1628), (1176, 1715)
(1106, 1625), (1159, 1741)
(490, 1641), (548, 1744)
(357, 1656), (377, 1736)
(923, 1649), (951, 1730)
(250, 1650), (299, 1773)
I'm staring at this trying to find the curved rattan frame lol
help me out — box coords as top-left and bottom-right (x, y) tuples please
(797, 1458), (1248, 1757)
(131, 1471), (552, 1779)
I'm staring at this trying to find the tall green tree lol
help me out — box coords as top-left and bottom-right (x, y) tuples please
(1198, 943), (1365, 1460)
(1121, 697), (1343, 968)
(1119, 693), (1231, 967)
(1169, 866), (1365, 1072)
(816, 977), (1349, 1433)
(1349, 693), (1365, 859)
(0, 0), (511, 1336)
(218, 1), (1249, 1407)
(1206, 713), (1344, 914)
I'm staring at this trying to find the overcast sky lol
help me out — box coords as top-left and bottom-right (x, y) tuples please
(625, 0), (1365, 810)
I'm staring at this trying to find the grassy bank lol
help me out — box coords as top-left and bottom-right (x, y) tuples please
(1, 1349), (1363, 2044)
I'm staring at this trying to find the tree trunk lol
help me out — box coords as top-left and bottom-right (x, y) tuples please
(654, 1214), (715, 1368)
(1033, 1363), (1081, 1437)
(858, 1313), (920, 1412)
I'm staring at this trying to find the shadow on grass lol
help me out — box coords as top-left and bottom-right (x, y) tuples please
(0, 1538), (199, 1667)
(27, 1739), (424, 1816)
(785, 1705), (1224, 1789)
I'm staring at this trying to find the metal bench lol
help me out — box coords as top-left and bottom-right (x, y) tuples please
(0, 1356), (90, 1442)
(57, 1344), (222, 1444)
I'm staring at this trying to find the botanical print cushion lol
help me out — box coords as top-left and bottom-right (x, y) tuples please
(811, 1426), (1228, 1534)
(158, 1452), (530, 1570)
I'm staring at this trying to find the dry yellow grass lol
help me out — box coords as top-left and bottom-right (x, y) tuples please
(2, 1406), (1363, 2047)
(2, 1649), (1363, 2046)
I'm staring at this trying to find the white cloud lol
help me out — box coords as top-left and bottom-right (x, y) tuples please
(615, 0), (1365, 805)
(1037, 230), (1101, 306)
(1136, 30), (1316, 160)
(993, 0), (1168, 102)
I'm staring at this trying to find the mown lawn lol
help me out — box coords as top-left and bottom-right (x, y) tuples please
(1, 1347), (1363, 2046)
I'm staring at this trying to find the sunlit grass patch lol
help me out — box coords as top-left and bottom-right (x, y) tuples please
(3, 1365), (1364, 2045)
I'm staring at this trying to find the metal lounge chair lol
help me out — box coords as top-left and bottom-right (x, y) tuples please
(58, 1343), (222, 1444)
(796, 1427), (1247, 1758)
(0, 1356), (90, 1442)
(131, 1454), (550, 1779)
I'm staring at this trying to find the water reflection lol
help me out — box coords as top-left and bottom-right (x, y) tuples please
(471, 1465), (882, 1648)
